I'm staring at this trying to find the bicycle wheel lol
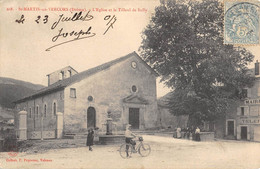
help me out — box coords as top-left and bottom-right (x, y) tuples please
(119, 143), (133, 159)
(138, 143), (151, 157)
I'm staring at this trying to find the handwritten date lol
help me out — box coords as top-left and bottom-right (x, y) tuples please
(15, 11), (116, 51)
(51, 11), (93, 29)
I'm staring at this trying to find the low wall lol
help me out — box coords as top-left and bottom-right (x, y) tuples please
(28, 131), (56, 139)
(156, 131), (215, 141)
(200, 132), (215, 141)
(98, 135), (125, 145)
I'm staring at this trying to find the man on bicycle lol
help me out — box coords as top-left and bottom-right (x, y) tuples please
(125, 124), (137, 155)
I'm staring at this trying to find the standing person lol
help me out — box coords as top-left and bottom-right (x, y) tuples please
(185, 127), (190, 139)
(86, 128), (94, 151)
(176, 126), (181, 139)
(125, 124), (137, 157)
(189, 127), (193, 140)
(195, 127), (201, 141)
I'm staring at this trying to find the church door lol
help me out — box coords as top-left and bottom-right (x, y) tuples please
(87, 107), (96, 129)
(129, 108), (140, 129)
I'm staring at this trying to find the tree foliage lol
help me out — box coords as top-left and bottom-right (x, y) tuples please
(140, 0), (255, 126)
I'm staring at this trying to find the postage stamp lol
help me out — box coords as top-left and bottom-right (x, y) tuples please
(224, 1), (259, 45)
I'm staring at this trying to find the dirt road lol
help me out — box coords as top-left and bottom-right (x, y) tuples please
(0, 135), (259, 169)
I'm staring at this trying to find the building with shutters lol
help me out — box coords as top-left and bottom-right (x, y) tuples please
(14, 52), (158, 140)
(224, 60), (260, 142)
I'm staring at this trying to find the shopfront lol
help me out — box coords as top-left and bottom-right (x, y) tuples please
(236, 99), (260, 142)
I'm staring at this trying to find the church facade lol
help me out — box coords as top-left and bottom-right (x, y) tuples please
(14, 52), (158, 139)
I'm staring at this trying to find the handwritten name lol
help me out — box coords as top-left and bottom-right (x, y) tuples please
(46, 27), (96, 51)
(46, 11), (96, 51)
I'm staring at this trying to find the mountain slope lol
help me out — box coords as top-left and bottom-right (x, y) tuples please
(0, 77), (45, 108)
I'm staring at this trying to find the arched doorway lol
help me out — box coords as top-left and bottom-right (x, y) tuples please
(87, 107), (96, 129)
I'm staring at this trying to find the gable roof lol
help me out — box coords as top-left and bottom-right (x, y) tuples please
(15, 51), (158, 103)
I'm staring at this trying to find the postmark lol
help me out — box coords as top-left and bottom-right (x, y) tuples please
(224, 1), (259, 45)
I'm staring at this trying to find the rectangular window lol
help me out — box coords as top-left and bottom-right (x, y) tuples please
(44, 105), (47, 118)
(70, 88), (76, 98)
(241, 107), (245, 116)
(59, 71), (64, 80)
(68, 70), (72, 77)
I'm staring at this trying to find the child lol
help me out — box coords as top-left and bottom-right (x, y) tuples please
(125, 124), (137, 157)
(86, 128), (94, 151)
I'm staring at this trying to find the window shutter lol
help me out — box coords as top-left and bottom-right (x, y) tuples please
(237, 107), (241, 115)
(245, 107), (249, 116)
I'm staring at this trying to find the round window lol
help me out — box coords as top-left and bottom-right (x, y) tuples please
(132, 85), (137, 92)
(88, 96), (93, 101)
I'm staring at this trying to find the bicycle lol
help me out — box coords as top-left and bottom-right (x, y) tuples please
(119, 136), (151, 159)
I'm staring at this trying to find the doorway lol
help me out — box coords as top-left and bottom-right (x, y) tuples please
(87, 107), (96, 129)
(129, 108), (140, 129)
(227, 121), (234, 135)
(241, 126), (247, 140)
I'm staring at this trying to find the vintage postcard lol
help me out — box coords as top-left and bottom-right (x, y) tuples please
(0, 0), (260, 169)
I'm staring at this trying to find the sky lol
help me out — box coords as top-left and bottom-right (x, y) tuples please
(0, 0), (259, 98)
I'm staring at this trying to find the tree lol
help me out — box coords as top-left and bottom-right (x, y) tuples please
(140, 0), (255, 127)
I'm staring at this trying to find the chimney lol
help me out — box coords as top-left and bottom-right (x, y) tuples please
(255, 60), (259, 75)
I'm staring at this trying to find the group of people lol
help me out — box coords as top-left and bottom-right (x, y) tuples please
(87, 125), (201, 152)
(176, 126), (201, 141)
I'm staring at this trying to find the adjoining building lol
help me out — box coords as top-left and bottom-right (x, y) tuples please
(157, 93), (188, 129)
(157, 61), (260, 142)
(224, 61), (260, 142)
(14, 52), (158, 140)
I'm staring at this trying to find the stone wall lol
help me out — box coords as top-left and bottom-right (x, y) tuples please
(15, 90), (64, 132)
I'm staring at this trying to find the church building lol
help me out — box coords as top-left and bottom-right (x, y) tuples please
(14, 52), (158, 140)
